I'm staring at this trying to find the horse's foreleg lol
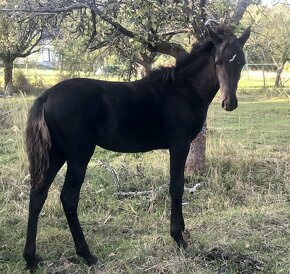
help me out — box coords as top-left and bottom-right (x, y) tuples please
(23, 147), (65, 269)
(169, 143), (190, 249)
(60, 160), (97, 266)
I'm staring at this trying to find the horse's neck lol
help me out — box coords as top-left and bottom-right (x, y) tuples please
(177, 51), (219, 106)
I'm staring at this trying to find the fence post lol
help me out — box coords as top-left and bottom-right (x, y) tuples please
(262, 49), (266, 88)
(262, 63), (266, 88)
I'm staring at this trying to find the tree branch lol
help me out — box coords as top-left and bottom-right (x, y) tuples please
(147, 41), (188, 61)
(0, 1), (190, 61)
(88, 4), (139, 41)
(229, 0), (253, 25)
(160, 28), (191, 37)
(0, 3), (87, 14)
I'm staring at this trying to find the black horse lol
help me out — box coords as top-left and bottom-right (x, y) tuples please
(23, 25), (250, 269)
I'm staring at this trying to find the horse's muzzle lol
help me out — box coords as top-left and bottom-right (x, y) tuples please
(222, 97), (238, 111)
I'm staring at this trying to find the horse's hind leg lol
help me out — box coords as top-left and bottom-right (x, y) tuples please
(60, 154), (97, 266)
(23, 146), (65, 269)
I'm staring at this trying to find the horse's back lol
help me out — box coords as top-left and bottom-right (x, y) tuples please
(40, 78), (169, 153)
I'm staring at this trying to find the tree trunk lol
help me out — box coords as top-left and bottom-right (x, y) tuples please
(135, 53), (155, 78)
(185, 123), (207, 174)
(140, 61), (153, 78)
(143, 61), (152, 76)
(3, 57), (15, 96)
(229, 0), (253, 25)
(275, 62), (285, 87)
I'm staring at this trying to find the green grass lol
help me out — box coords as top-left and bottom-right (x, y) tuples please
(0, 88), (290, 273)
(0, 68), (123, 91)
(208, 98), (290, 147)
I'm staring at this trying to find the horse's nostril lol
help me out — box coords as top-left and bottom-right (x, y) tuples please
(222, 99), (226, 109)
(222, 97), (238, 111)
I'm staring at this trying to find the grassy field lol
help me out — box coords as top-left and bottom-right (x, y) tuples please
(0, 68), (122, 91)
(0, 87), (289, 273)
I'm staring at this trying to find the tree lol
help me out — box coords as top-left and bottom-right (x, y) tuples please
(0, 1), (57, 95)
(53, 29), (100, 78)
(244, 3), (290, 87)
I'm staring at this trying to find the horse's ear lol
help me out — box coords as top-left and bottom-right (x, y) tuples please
(206, 26), (222, 46)
(238, 26), (251, 47)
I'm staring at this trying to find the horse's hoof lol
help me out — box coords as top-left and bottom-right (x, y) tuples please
(176, 238), (188, 250)
(85, 254), (98, 266)
(25, 261), (38, 272)
(181, 239), (188, 250)
(24, 255), (42, 271)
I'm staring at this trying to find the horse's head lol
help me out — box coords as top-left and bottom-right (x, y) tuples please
(207, 25), (251, 111)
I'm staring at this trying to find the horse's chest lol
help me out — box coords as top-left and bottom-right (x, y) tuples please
(189, 114), (207, 141)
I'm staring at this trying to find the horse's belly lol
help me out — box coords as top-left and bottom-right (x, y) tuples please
(95, 130), (168, 153)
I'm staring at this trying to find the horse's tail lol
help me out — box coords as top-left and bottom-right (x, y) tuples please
(26, 95), (51, 191)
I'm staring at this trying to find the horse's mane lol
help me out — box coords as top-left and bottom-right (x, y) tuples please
(146, 66), (176, 83)
(146, 25), (235, 84)
(176, 25), (235, 69)
(145, 40), (214, 84)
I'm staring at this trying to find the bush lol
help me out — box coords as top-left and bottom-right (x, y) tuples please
(33, 75), (45, 90)
(284, 62), (290, 72)
(13, 71), (31, 94)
